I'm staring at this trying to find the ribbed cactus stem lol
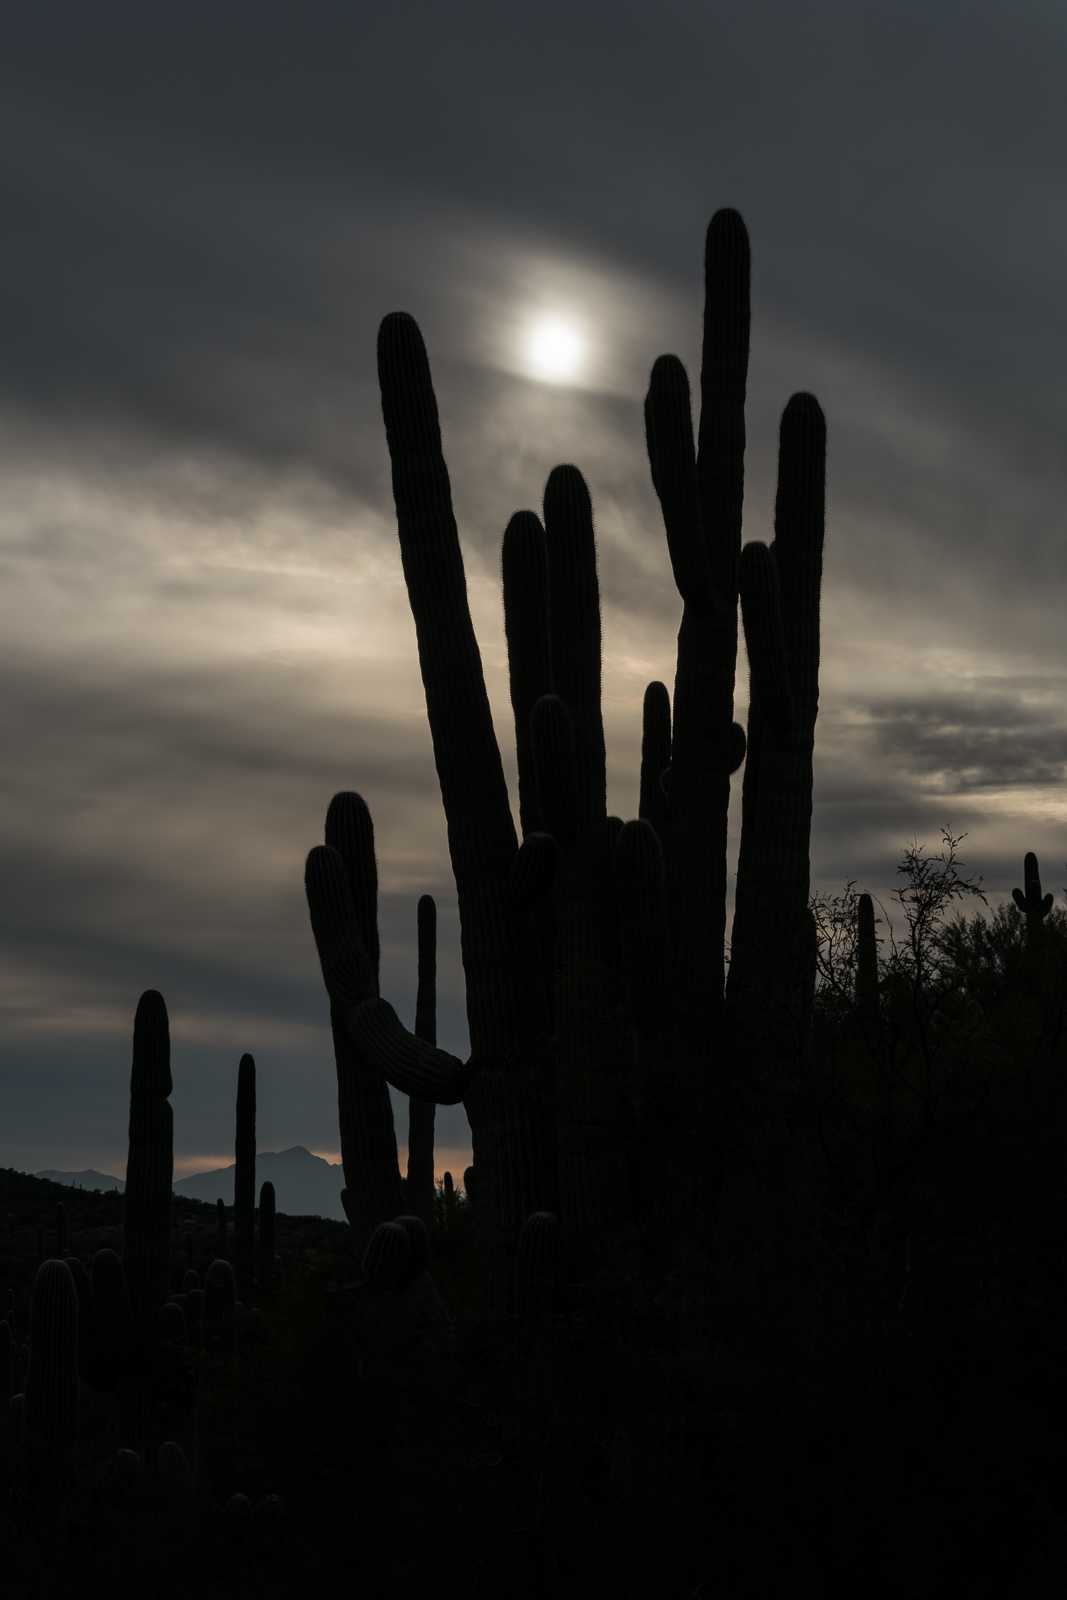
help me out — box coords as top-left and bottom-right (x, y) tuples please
(123, 991), (173, 1359)
(233, 1053), (256, 1308)
(25, 1259), (79, 1458)
(407, 894), (438, 1226)
(257, 1182), (276, 1304)
(320, 792), (405, 1251)
(362, 1221), (410, 1291)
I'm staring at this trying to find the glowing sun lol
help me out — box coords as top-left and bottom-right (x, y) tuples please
(522, 315), (587, 383)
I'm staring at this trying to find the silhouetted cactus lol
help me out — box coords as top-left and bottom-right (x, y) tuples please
(463, 1165), (478, 1213)
(363, 1221), (409, 1291)
(258, 1182), (276, 1304)
(728, 392), (827, 1068)
(234, 1053), (256, 1307)
(103, 1447), (141, 1502)
(24, 1259), (79, 1462)
(1013, 852), (1053, 946)
(123, 991), (173, 1359)
(182, 1269), (200, 1294)
(216, 1199), (228, 1259)
(407, 894), (438, 1227)
(394, 1214), (431, 1289)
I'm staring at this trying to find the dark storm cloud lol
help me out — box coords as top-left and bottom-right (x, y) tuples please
(1, 1), (1065, 1172)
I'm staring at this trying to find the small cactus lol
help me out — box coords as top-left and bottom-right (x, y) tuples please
(216, 1198), (228, 1259)
(394, 1215), (431, 1289)
(182, 1269), (200, 1294)
(24, 1259), (80, 1460)
(363, 1221), (410, 1291)
(856, 892), (880, 1038)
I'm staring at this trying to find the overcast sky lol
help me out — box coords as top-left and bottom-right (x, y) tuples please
(2, 0), (1065, 1181)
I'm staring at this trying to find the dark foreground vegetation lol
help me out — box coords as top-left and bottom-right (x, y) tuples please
(4, 859), (1067, 1598)
(5, 209), (1065, 1596)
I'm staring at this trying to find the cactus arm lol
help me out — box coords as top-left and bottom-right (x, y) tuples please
(544, 464), (607, 831)
(350, 1000), (466, 1105)
(645, 356), (715, 615)
(639, 682), (671, 841)
(738, 541), (794, 740)
(502, 511), (552, 837)
(326, 791), (381, 987)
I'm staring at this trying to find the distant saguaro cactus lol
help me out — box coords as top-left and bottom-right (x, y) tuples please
(1013, 852), (1053, 946)
(123, 991), (173, 1358)
(856, 893), (881, 1039)
(233, 1053), (256, 1307)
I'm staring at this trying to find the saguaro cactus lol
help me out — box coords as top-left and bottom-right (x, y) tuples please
(24, 1259), (79, 1464)
(407, 894), (438, 1226)
(1013, 852), (1053, 946)
(123, 991), (173, 1357)
(233, 1053), (256, 1307)
(728, 392), (827, 1070)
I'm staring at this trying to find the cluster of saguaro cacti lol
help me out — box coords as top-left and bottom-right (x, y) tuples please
(302, 208), (828, 1319)
(9, 991), (272, 1510)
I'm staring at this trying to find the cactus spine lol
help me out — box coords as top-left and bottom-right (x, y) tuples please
(233, 1053), (256, 1306)
(406, 894), (438, 1226)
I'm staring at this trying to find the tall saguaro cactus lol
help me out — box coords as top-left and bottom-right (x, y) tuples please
(233, 1053), (256, 1307)
(728, 394), (827, 1069)
(123, 991), (173, 1357)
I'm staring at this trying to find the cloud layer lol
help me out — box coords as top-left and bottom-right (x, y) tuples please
(1, 1), (1065, 1174)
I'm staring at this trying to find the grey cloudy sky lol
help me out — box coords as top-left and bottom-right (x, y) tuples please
(1, 0), (1065, 1179)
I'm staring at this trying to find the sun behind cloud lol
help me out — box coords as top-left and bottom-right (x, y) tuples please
(521, 313), (587, 383)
